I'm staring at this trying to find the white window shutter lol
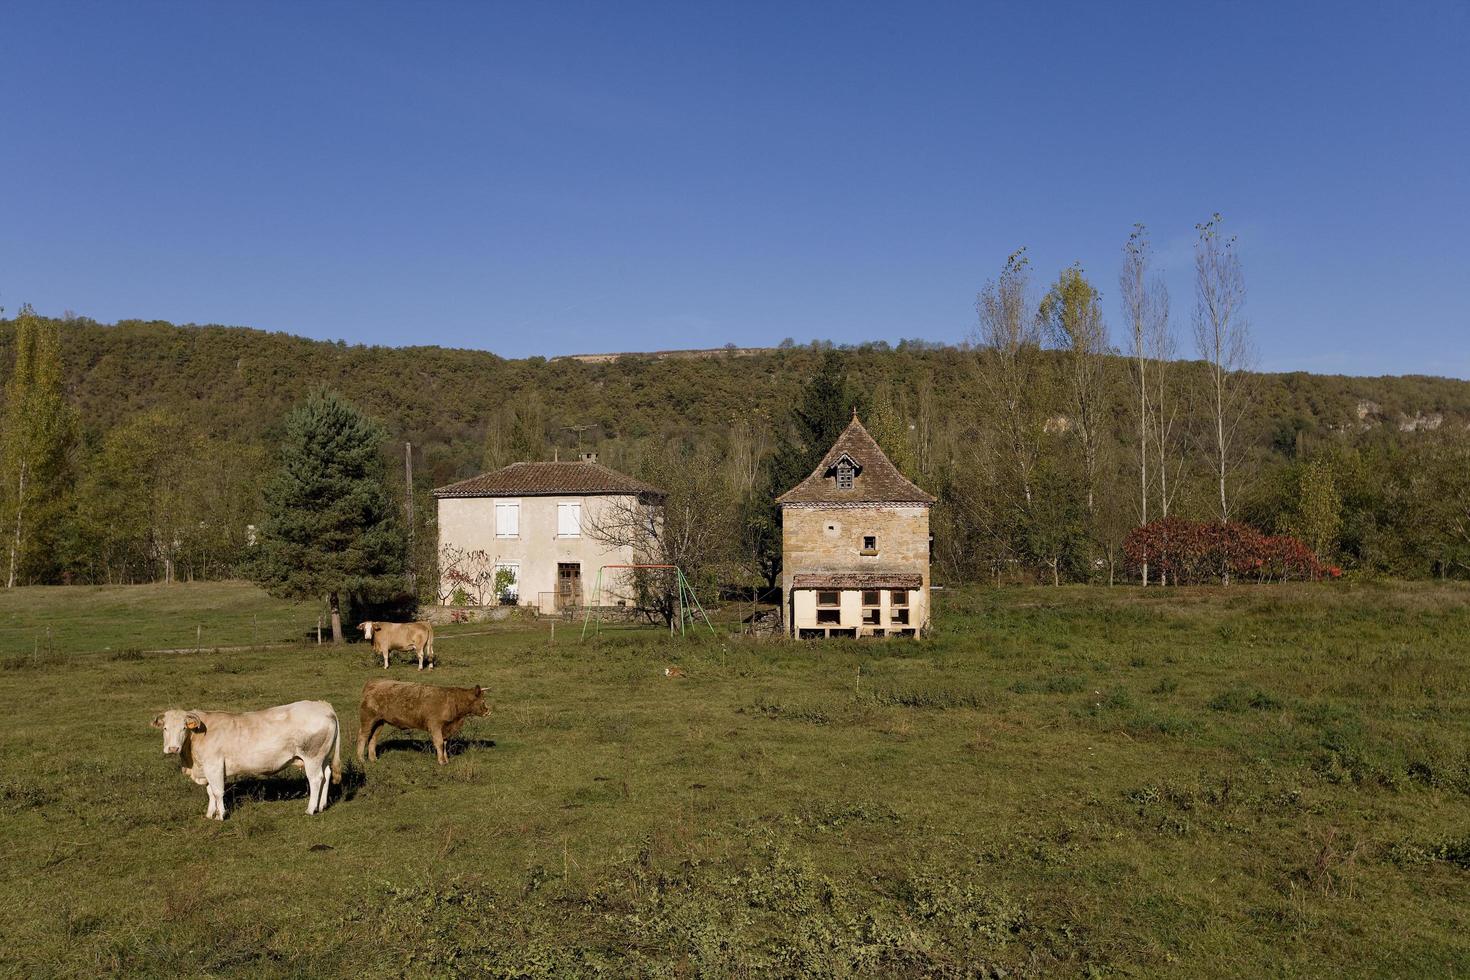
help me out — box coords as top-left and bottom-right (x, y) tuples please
(558, 502), (581, 537)
(496, 501), (519, 537)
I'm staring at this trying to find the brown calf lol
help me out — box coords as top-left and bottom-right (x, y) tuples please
(357, 679), (489, 765)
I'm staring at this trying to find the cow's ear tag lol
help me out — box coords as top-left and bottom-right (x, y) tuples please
(184, 714), (205, 732)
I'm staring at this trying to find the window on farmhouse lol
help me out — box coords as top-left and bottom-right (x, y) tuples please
(817, 590), (840, 607)
(862, 535), (877, 552)
(836, 462), (855, 490)
(493, 563), (519, 604)
(817, 608), (841, 624)
(557, 502), (581, 538)
(889, 589), (909, 607)
(495, 501), (519, 538)
(861, 590), (880, 606)
(862, 607), (881, 625)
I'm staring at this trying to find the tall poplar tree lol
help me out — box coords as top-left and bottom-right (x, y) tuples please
(251, 391), (406, 642)
(1, 306), (76, 587)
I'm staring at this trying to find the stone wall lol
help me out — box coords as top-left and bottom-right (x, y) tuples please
(780, 503), (930, 635)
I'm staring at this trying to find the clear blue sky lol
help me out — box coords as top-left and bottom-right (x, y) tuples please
(2, 1), (1467, 376)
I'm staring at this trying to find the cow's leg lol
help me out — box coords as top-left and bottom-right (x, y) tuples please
(382, 645), (389, 670)
(206, 761), (227, 820)
(357, 714), (380, 762)
(305, 759), (324, 815)
(367, 722), (384, 762)
(416, 644), (425, 671)
(430, 725), (448, 764)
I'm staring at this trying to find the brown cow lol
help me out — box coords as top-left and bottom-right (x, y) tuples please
(357, 679), (489, 765)
(359, 620), (435, 670)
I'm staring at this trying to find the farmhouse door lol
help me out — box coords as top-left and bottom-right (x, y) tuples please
(557, 562), (581, 609)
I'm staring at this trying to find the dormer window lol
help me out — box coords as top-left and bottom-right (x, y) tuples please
(836, 462), (855, 490)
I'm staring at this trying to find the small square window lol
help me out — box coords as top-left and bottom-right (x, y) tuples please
(816, 608), (841, 624)
(891, 607), (910, 625)
(861, 590), (880, 606)
(817, 590), (840, 607)
(889, 590), (909, 607)
(862, 607), (881, 625)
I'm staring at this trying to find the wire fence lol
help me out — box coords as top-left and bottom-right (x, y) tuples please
(0, 615), (324, 661)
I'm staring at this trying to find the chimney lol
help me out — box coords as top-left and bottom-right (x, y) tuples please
(579, 451), (598, 464)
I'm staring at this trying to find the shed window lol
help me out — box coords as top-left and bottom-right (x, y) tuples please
(836, 463), (855, 490)
(861, 590), (880, 606)
(817, 590), (840, 607)
(889, 589), (909, 607)
(817, 608), (841, 624)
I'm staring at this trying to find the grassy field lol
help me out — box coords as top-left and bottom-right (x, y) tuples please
(3, 580), (1470, 976)
(0, 581), (322, 657)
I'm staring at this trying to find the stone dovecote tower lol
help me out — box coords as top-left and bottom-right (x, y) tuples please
(776, 413), (935, 638)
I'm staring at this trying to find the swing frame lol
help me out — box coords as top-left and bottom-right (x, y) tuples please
(580, 564), (717, 639)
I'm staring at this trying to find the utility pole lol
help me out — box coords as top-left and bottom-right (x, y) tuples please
(404, 442), (416, 590)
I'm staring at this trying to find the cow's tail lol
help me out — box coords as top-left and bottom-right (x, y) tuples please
(330, 709), (343, 785)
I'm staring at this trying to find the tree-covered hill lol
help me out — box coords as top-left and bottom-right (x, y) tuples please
(11, 315), (1470, 489)
(3, 313), (1469, 587)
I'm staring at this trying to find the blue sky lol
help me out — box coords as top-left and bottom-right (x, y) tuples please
(2, 1), (1467, 376)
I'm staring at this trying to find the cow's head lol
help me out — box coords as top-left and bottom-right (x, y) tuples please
(470, 685), (491, 717)
(359, 621), (375, 640)
(151, 709), (205, 754)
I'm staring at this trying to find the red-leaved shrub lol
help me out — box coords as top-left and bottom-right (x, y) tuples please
(1123, 518), (1325, 584)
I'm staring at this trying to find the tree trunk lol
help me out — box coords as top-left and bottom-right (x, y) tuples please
(7, 461), (27, 589)
(329, 591), (344, 643)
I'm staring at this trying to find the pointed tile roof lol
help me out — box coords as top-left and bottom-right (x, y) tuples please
(776, 415), (935, 506)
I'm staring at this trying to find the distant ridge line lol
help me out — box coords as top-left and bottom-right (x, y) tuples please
(552, 346), (777, 363)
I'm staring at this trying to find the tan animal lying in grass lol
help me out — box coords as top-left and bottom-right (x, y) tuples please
(664, 666), (686, 678)
(357, 679), (490, 765)
(151, 700), (341, 820)
(359, 620), (435, 670)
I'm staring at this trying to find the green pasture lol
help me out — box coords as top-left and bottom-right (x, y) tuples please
(2, 580), (1469, 976)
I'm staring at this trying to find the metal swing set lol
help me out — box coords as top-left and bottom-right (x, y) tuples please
(580, 564), (716, 640)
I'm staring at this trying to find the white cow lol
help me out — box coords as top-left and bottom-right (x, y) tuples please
(151, 700), (342, 820)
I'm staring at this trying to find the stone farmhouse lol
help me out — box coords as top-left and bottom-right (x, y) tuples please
(433, 456), (665, 615)
(777, 414), (935, 638)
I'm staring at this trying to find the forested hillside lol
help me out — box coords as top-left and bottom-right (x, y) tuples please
(4, 311), (1470, 589)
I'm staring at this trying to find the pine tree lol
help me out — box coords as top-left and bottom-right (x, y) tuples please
(251, 391), (406, 641)
(748, 349), (857, 586)
(1, 306), (77, 587)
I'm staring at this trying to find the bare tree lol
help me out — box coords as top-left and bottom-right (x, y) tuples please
(723, 417), (769, 499)
(584, 442), (737, 626)
(974, 249), (1044, 508)
(1120, 226), (1152, 584)
(1192, 214), (1253, 528)
(1148, 281), (1183, 523)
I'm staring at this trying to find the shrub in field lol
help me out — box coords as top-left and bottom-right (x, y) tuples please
(1123, 517), (1328, 584)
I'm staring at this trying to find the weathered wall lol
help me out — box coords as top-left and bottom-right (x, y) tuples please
(436, 495), (641, 612)
(780, 503), (931, 635)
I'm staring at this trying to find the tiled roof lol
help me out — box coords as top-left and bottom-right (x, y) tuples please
(776, 416), (935, 506)
(432, 461), (665, 498)
(791, 573), (924, 590)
